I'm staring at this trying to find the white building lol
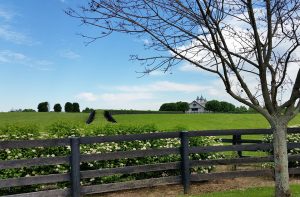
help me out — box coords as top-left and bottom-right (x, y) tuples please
(187, 96), (207, 113)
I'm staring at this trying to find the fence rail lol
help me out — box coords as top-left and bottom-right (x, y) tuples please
(1, 128), (300, 196)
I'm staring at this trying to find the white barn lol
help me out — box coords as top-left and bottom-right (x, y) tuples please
(187, 96), (207, 113)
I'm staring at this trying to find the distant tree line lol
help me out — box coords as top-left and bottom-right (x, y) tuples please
(36, 102), (84, 112)
(10, 109), (36, 112)
(108, 109), (184, 115)
(64, 102), (80, 112)
(159, 102), (189, 112)
(158, 99), (255, 113)
(205, 100), (250, 113)
(82, 107), (94, 113)
(9, 103), (94, 113)
(22, 109), (36, 112)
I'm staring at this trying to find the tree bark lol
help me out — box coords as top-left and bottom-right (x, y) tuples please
(272, 120), (291, 197)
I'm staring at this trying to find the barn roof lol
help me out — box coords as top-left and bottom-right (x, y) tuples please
(189, 100), (205, 108)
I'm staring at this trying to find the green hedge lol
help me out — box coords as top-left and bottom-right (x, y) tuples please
(0, 122), (223, 195)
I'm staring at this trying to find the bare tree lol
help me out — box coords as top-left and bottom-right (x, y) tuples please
(66, 1), (300, 196)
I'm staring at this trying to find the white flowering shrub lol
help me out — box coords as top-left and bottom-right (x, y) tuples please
(0, 123), (71, 195)
(263, 133), (300, 168)
(0, 122), (222, 195)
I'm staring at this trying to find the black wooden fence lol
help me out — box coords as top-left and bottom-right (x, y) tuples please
(1, 128), (300, 197)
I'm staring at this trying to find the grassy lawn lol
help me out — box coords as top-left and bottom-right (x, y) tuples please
(191, 184), (300, 197)
(0, 110), (109, 129)
(1, 112), (300, 132)
(0, 112), (89, 130)
(1, 112), (300, 142)
(91, 110), (106, 125)
(114, 113), (300, 142)
(114, 113), (300, 157)
(114, 113), (300, 131)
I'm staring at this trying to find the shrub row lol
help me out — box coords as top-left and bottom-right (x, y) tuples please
(263, 132), (300, 168)
(0, 122), (222, 195)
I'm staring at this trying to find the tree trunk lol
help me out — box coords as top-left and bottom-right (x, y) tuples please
(272, 121), (291, 197)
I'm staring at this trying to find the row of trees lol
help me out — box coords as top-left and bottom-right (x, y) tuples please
(10, 109), (36, 112)
(159, 100), (251, 113)
(159, 102), (189, 112)
(64, 102), (80, 112)
(10, 104), (93, 113)
(37, 102), (80, 112)
(82, 107), (94, 113)
(205, 100), (248, 113)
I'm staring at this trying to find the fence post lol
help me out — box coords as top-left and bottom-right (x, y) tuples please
(180, 131), (190, 194)
(70, 137), (81, 197)
(232, 134), (242, 157)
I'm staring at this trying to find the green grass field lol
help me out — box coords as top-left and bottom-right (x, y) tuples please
(0, 110), (109, 130)
(114, 113), (300, 157)
(0, 112), (89, 130)
(114, 113), (300, 131)
(1, 112), (300, 132)
(192, 185), (300, 197)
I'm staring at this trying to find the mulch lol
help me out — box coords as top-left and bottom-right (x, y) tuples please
(89, 176), (300, 197)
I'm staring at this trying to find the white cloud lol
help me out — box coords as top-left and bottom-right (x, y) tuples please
(76, 91), (161, 110)
(179, 63), (202, 73)
(0, 8), (15, 21)
(0, 6), (38, 45)
(99, 101), (162, 110)
(99, 92), (154, 102)
(0, 25), (36, 45)
(116, 81), (207, 93)
(75, 79), (246, 110)
(286, 64), (300, 83)
(0, 50), (28, 63)
(0, 50), (53, 71)
(77, 73), (259, 110)
(147, 70), (169, 76)
(142, 38), (150, 45)
(152, 81), (205, 92)
(34, 60), (53, 67)
(76, 92), (98, 102)
(76, 92), (153, 102)
(76, 91), (157, 110)
(59, 50), (80, 60)
(133, 38), (152, 46)
(172, 10), (300, 106)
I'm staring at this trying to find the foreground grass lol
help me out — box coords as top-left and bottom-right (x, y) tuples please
(114, 113), (300, 131)
(193, 184), (300, 197)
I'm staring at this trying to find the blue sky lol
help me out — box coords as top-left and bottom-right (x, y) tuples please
(0, 0), (237, 112)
